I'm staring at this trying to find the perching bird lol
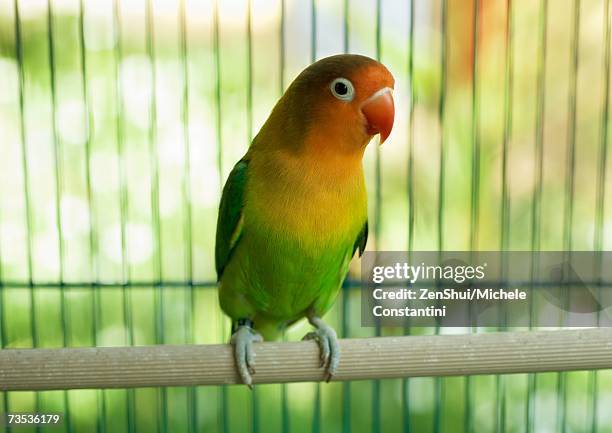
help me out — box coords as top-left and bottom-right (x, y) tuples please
(215, 54), (395, 386)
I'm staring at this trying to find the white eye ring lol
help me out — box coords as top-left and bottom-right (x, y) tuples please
(330, 77), (355, 102)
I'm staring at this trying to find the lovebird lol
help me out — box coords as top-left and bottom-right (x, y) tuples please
(215, 54), (395, 386)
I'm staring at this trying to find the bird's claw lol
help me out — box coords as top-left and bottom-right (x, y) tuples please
(230, 324), (263, 388)
(302, 318), (340, 382)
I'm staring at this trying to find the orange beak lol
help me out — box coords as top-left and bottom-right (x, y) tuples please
(361, 87), (395, 144)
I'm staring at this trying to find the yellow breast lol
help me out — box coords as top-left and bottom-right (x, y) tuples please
(245, 148), (367, 246)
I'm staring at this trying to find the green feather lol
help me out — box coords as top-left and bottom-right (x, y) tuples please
(353, 221), (368, 257)
(215, 158), (249, 280)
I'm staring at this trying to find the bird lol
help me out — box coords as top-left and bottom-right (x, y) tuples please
(215, 54), (395, 387)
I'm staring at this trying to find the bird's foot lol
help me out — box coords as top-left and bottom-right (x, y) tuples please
(230, 319), (263, 388)
(302, 316), (340, 382)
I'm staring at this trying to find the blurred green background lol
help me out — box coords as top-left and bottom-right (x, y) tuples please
(1, 0), (612, 431)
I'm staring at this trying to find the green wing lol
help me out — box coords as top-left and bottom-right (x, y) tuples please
(353, 221), (368, 257)
(215, 159), (249, 280)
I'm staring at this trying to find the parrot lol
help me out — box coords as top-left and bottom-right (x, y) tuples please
(215, 54), (395, 386)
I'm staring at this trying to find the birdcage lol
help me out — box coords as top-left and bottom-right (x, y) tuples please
(0, 0), (611, 432)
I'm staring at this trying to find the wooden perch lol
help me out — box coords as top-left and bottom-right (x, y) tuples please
(1, 328), (611, 391)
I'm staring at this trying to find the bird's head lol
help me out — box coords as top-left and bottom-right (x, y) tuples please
(261, 54), (395, 158)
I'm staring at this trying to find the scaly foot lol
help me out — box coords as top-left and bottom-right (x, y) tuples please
(302, 316), (340, 382)
(230, 319), (263, 388)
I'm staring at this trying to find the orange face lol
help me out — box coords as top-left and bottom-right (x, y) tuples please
(288, 55), (395, 151)
(327, 62), (395, 144)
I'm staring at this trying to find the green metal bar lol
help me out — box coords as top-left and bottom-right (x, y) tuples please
(111, 1), (136, 432)
(111, 0), (129, 286)
(558, 0), (580, 431)
(79, 0), (97, 286)
(111, 0), (132, 342)
(373, 0), (382, 248)
(144, 1), (166, 432)
(563, 0), (580, 255)
(590, 1), (611, 432)
(246, 0), (253, 149)
(46, 30), (72, 433)
(531, 0), (547, 279)
(1, 281), (218, 289)
(407, 0), (415, 256)
(311, 0), (317, 63)
(281, 375), (289, 433)
(501, 0), (514, 255)
(469, 0), (481, 252)
(343, 0), (349, 53)
(12, 28), (37, 433)
(0, 336), (6, 430)
(112, 0), (134, 373)
(0, 206), (6, 428)
(435, 1), (448, 432)
(313, 377), (321, 433)
(46, 31), (72, 433)
(0, 71), (4, 423)
(12, 20), (38, 429)
(525, 0), (548, 433)
(112, 1), (129, 291)
(437, 2), (447, 254)
(0, 2), (8, 418)
(46, 0), (64, 285)
(280, 0), (286, 93)
(214, 0), (223, 189)
(495, 0), (514, 433)
(0, 252), (5, 433)
(527, 0), (547, 431)
(145, 0), (163, 297)
(45, 0), (70, 340)
(465, 0), (481, 432)
(341, 291), (350, 433)
(402, 1), (416, 432)
(80, 0), (97, 336)
(497, 1), (514, 432)
(595, 0), (611, 260)
(45, 2), (72, 433)
(495, 340), (507, 433)
(0, 228), (6, 429)
(178, 0), (196, 431)
(13, 0), (33, 297)
(77, 0), (106, 432)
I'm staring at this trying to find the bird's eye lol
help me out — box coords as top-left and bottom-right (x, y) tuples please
(330, 77), (355, 102)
